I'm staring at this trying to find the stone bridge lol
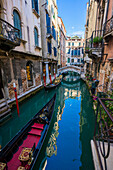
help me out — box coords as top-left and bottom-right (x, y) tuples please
(58, 66), (82, 75)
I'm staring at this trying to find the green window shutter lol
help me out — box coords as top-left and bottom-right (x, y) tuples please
(34, 28), (38, 46)
(13, 10), (22, 38)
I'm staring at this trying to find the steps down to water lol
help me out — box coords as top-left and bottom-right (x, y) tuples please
(0, 98), (11, 124)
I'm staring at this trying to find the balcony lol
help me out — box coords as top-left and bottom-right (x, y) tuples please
(104, 16), (113, 40)
(0, 18), (20, 51)
(46, 26), (53, 39)
(85, 30), (103, 58)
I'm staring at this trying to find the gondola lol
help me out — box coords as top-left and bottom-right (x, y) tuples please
(44, 75), (63, 90)
(0, 94), (56, 170)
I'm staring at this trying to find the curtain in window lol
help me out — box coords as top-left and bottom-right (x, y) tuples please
(13, 10), (22, 38)
(34, 27), (38, 46)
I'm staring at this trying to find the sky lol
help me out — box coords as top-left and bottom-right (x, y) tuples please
(57, 0), (88, 38)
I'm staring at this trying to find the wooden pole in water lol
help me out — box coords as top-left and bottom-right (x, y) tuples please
(49, 73), (52, 84)
(43, 74), (46, 86)
(13, 83), (19, 116)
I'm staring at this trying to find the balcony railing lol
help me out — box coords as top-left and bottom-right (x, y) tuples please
(94, 96), (113, 170)
(0, 18), (20, 46)
(104, 16), (113, 36)
(85, 30), (103, 52)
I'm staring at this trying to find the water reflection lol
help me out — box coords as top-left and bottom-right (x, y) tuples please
(46, 105), (64, 157)
(42, 75), (95, 170)
(63, 72), (80, 82)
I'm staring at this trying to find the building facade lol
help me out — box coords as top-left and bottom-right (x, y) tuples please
(84, 0), (97, 75)
(84, 0), (113, 92)
(40, 0), (58, 84)
(66, 36), (84, 66)
(0, 0), (42, 104)
(58, 17), (66, 68)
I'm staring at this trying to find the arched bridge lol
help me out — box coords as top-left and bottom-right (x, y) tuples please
(58, 66), (83, 75)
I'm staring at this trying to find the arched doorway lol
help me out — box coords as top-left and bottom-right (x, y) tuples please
(26, 61), (33, 87)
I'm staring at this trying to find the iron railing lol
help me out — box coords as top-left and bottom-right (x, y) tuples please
(94, 97), (113, 170)
(0, 18), (20, 45)
(85, 30), (103, 51)
(104, 16), (113, 36)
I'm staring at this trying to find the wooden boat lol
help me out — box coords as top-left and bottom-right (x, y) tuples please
(0, 94), (56, 170)
(45, 75), (63, 90)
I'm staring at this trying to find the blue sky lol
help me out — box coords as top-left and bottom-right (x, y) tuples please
(57, 0), (88, 38)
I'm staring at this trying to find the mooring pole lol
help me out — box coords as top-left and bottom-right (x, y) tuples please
(13, 83), (19, 116)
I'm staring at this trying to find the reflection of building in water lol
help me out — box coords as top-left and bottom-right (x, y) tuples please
(46, 103), (65, 157)
(79, 83), (95, 169)
(64, 88), (81, 99)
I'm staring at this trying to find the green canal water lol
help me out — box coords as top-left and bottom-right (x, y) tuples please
(0, 77), (95, 170)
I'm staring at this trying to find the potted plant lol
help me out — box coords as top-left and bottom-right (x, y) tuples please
(98, 37), (103, 47)
(93, 36), (99, 48)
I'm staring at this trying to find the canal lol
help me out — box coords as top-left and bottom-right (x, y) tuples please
(0, 75), (95, 170)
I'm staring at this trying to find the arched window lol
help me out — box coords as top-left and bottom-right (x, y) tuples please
(13, 10), (22, 38)
(34, 27), (39, 46)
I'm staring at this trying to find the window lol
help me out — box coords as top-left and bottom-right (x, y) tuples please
(68, 42), (70, 46)
(71, 59), (74, 63)
(68, 58), (70, 63)
(51, 5), (54, 14)
(77, 59), (80, 62)
(67, 48), (70, 54)
(53, 13), (55, 19)
(74, 49), (77, 55)
(72, 42), (74, 46)
(52, 25), (56, 40)
(46, 13), (51, 34)
(71, 50), (74, 56)
(34, 27), (39, 46)
(47, 41), (51, 54)
(54, 47), (57, 56)
(78, 49), (80, 56)
(13, 10), (22, 38)
(79, 42), (81, 46)
(82, 48), (84, 54)
(32, 0), (38, 14)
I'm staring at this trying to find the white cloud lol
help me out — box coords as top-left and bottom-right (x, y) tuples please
(72, 27), (75, 29)
(67, 30), (85, 38)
